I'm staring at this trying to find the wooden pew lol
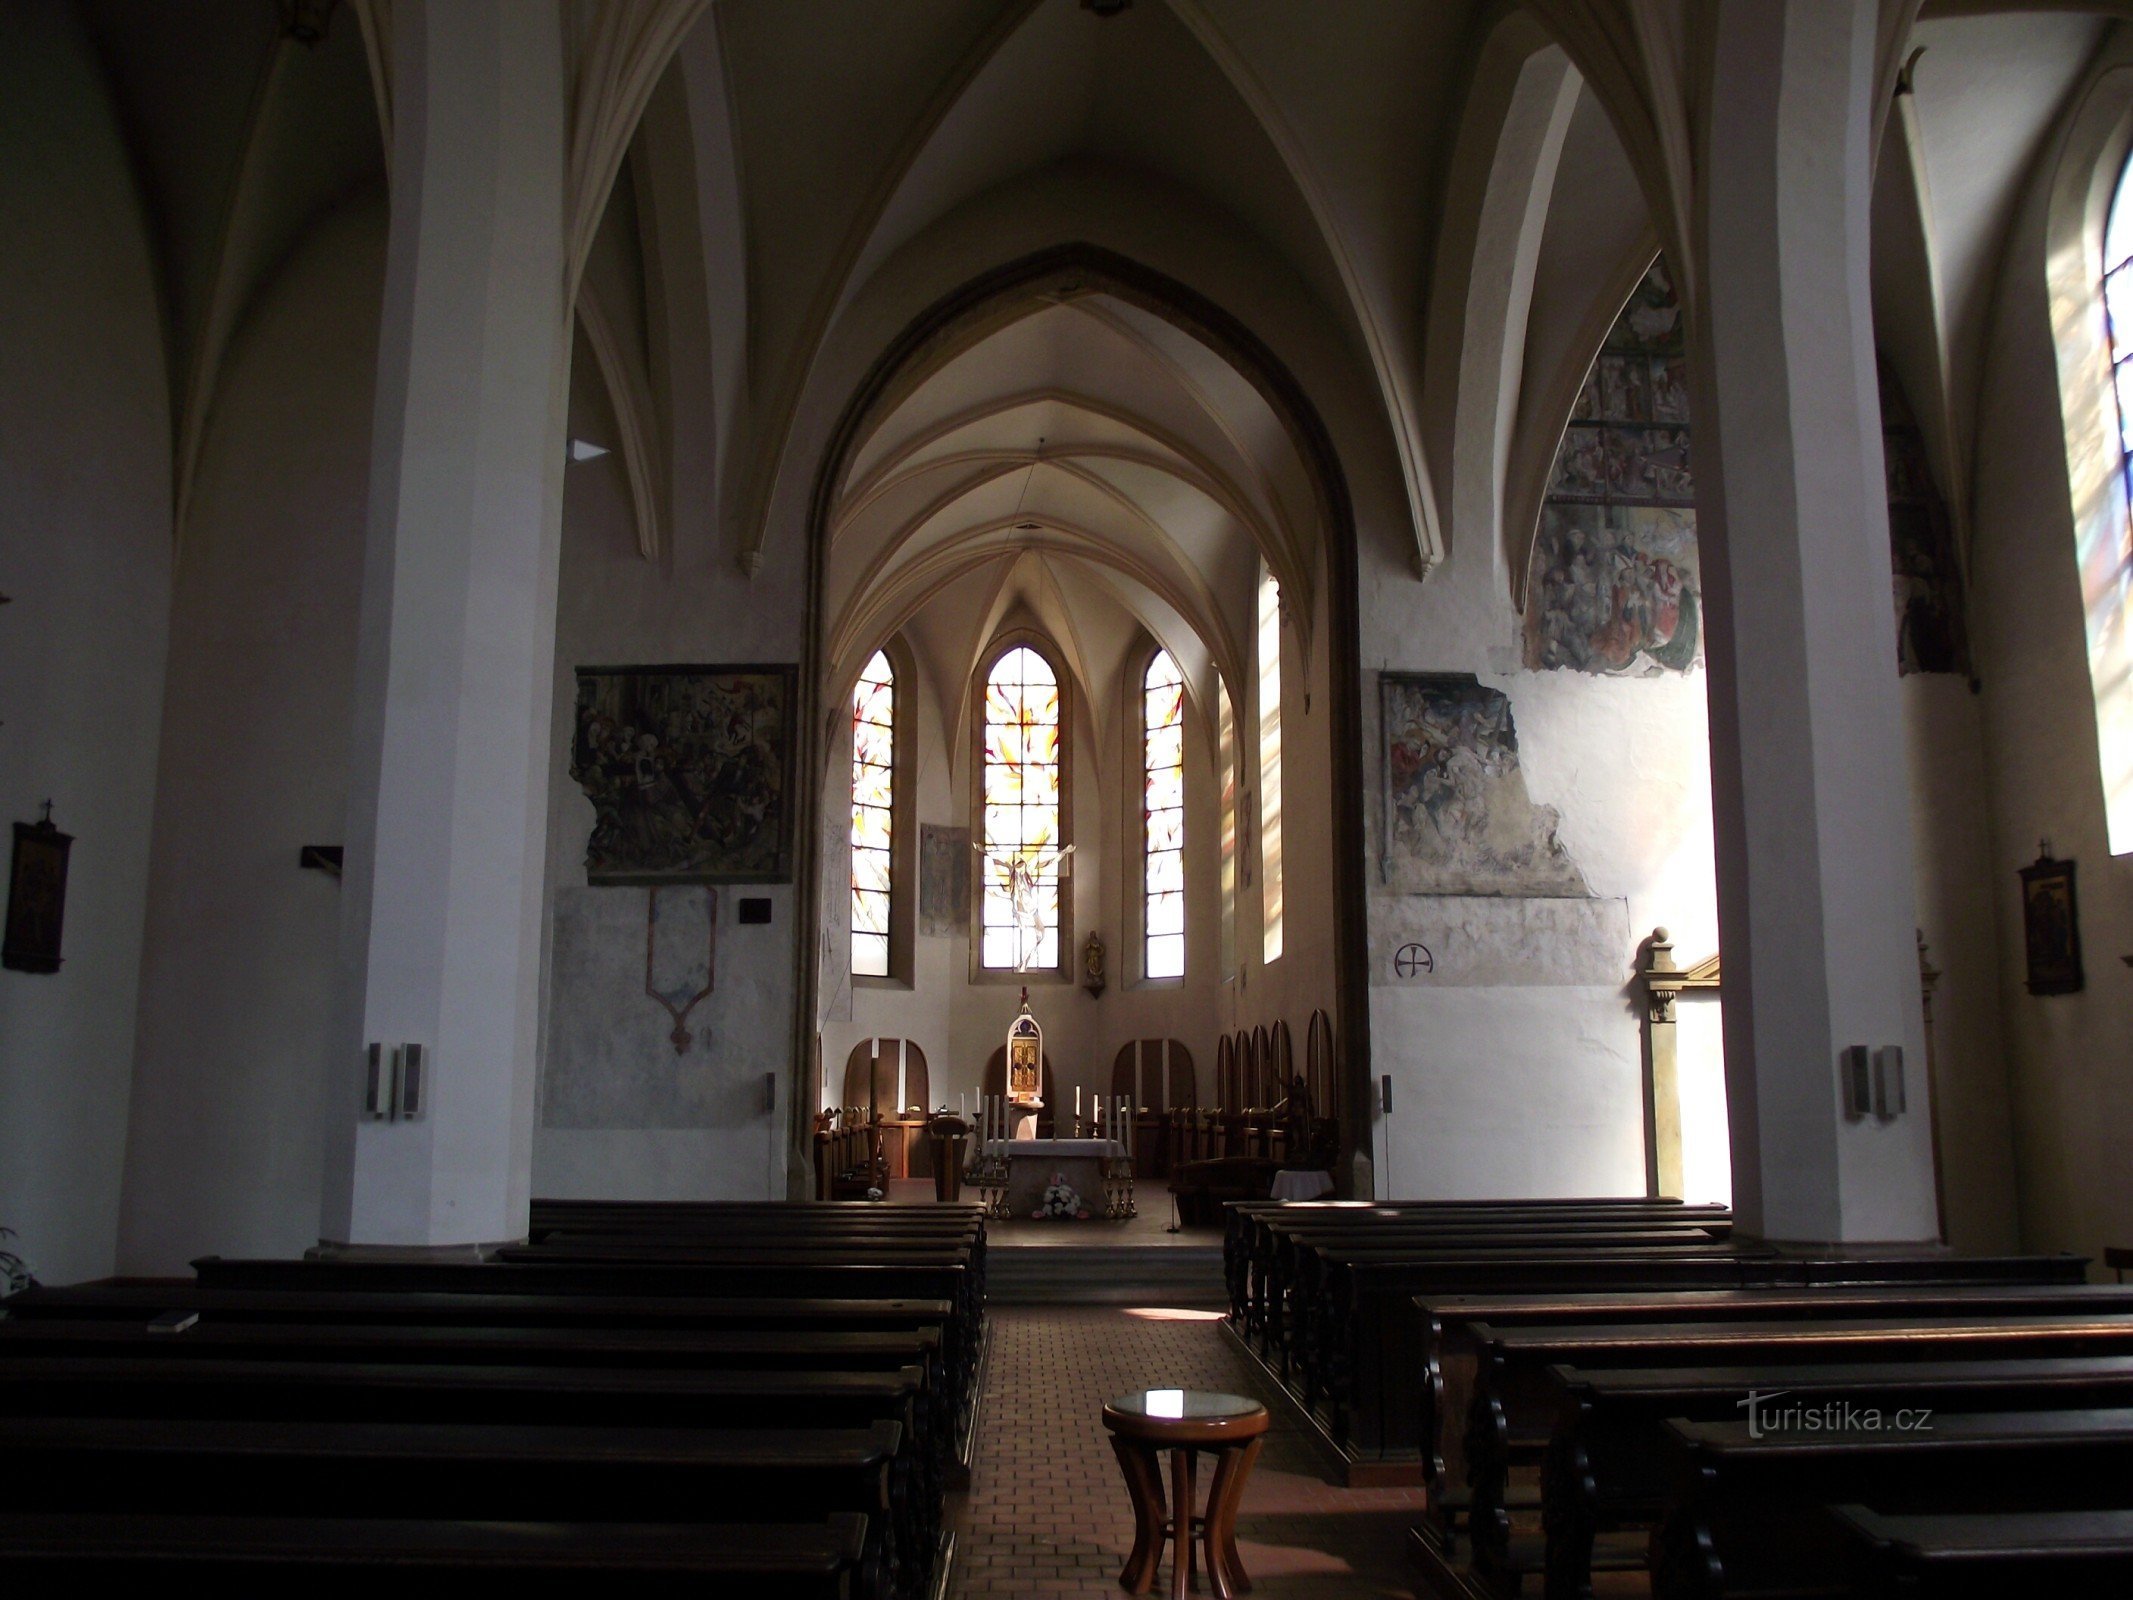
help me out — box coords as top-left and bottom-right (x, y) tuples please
(1419, 1281), (2133, 1559)
(528, 1199), (984, 1234)
(0, 1510), (874, 1594)
(1222, 1199), (1719, 1297)
(191, 1254), (982, 1420)
(0, 1316), (951, 1501)
(1301, 1241), (1761, 1457)
(1222, 1199), (1728, 1328)
(13, 1209), (988, 1597)
(1306, 1249), (2086, 1470)
(11, 1281), (975, 1449)
(1544, 1353), (2133, 1600)
(1647, 1409), (2133, 1600)
(0, 1355), (946, 1532)
(1249, 1211), (1735, 1357)
(1828, 1503), (2133, 1598)
(0, 1414), (911, 1600)
(1461, 1313), (2133, 1593)
(11, 1281), (957, 1337)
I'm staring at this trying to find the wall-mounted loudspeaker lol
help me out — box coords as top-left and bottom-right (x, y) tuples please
(1873, 1045), (1905, 1120)
(363, 1043), (393, 1119)
(1840, 1045), (1872, 1120)
(398, 1042), (427, 1121)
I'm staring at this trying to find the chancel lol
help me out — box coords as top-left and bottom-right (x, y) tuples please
(10, 0), (2133, 1593)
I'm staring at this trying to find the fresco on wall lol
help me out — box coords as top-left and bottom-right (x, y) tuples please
(1882, 363), (1973, 678)
(919, 824), (970, 936)
(570, 664), (797, 883)
(1528, 259), (1703, 675)
(1380, 672), (1588, 896)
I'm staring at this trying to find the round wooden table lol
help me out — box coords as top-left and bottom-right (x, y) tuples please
(1101, 1388), (1270, 1599)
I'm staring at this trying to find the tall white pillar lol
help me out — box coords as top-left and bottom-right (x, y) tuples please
(1691, 1), (1938, 1242)
(321, 0), (570, 1246)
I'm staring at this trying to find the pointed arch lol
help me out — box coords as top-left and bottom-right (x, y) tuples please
(798, 242), (1372, 1172)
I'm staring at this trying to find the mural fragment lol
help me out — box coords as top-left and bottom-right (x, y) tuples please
(1528, 259), (1703, 675)
(1379, 672), (1588, 897)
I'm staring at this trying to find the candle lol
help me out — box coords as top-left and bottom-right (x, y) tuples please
(1076, 1086), (1082, 1120)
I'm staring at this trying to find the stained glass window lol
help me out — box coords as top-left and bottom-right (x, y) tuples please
(1218, 685), (1237, 976)
(2109, 161), (2133, 526)
(1143, 650), (1186, 979)
(980, 645), (1064, 971)
(850, 649), (894, 977)
(1257, 567), (1284, 962)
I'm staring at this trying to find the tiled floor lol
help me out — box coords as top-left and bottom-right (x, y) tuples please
(952, 1306), (1424, 1599)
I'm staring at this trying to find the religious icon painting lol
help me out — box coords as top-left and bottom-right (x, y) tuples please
(570, 663), (798, 884)
(2, 810), (72, 974)
(2018, 849), (2083, 996)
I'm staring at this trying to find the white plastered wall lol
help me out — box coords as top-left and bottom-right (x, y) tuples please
(533, 328), (803, 1202)
(118, 194), (386, 1271)
(0, 7), (172, 1284)
(1967, 42), (2133, 1268)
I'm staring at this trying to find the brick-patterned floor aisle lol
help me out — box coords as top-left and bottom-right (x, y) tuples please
(952, 1307), (1424, 1600)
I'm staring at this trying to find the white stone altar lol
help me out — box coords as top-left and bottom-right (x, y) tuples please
(983, 1137), (1127, 1218)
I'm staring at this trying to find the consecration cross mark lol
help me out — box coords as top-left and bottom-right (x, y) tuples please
(1393, 942), (1434, 979)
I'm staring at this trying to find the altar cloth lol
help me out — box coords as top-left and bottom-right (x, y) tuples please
(983, 1137), (1127, 1159)
(983, 1137), (1127, 1216)
(1270, 1168), (1335, 1202)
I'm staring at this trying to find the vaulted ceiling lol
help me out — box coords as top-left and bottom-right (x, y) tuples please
(63, 0), (2123, 639)
(825, 285), (1320, 767)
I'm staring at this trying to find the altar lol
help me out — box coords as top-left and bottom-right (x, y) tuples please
(984, 1137), (1128, 1218)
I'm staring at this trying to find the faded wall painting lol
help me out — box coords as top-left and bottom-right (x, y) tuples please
(1527, 259), (1702, 675)
(571, 664), (797, 884)
(919, 823), (970, 937)
(1882, 362), (1972, 678)
(1380, 672), (1588, 897)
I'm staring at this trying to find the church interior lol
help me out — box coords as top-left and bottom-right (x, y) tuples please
(9, 0), (2133, 1593)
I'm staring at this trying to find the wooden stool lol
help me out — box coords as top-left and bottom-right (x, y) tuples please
(1102, 1388), (1269, 1599)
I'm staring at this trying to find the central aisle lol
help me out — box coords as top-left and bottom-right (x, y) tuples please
(952, 1307), (1422, 1599)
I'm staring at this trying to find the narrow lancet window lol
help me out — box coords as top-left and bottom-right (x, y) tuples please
(1257, 567), (1284, 961)
(980, 645), (1064, 971)
(1143, 649), (1186, 979)
(850, 650), (895, 977)
(2097, 153), (2133, 849)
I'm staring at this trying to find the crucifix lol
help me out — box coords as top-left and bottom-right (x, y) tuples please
(974, 840), (1074, 972)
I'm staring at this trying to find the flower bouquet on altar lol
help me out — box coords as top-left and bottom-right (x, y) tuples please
(1034, 1172), (1090, 1220)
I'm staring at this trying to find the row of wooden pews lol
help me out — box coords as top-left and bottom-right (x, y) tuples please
(1226, 1196), (2133, 1596)
(0, 1199), (986, 1598)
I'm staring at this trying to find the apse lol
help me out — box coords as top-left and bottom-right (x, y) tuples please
(813, 281), (1342, 1136)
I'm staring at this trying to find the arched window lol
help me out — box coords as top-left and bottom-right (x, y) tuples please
(850, 649), (895, 977)
(2096, 150), (2133, 852)
(1257, 565), (1284, 962)
(1217, 684), (1237, 976)
(2108, 158), (2133, 520)
(979, 644), (1066, 972)
(1142, 649), (1186, 979)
